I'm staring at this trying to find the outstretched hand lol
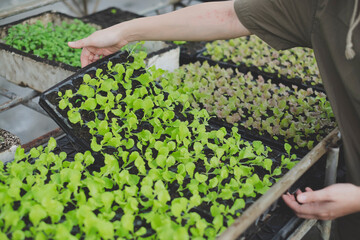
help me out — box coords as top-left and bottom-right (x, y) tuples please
(282, 183), (360, 220)
(68, 27), (128, 67)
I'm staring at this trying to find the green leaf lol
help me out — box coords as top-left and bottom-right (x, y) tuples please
(77, 84), (95, 98)
(213, 215), (224, 231)
(230, 198), (245, 213)
(263, 158), (273, 171)
(193, 142), (203, 155)
(219, 189), (233, 200)
(67, 109), (82, 124)
(98, 120), (109, 135)
(91, 137), (102, 152)
(284, 143), (292, 155)
(29, 204), (47, 226)
(82, 97), (97, 110)
(96, 94), (107, 106)
(195, 172), (208, 183)
(185, 162), (195, 178)
(47, 137), (57, 152)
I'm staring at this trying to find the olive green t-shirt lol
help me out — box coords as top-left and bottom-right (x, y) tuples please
(234, 0), (360, 238)
(234, 0), (360, 184)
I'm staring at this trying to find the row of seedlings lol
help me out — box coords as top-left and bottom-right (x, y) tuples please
(199, 35), (323, 91)
(160, 61), (336, 151)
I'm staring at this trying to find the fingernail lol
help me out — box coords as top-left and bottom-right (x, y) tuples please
(297, 195), (306, 202)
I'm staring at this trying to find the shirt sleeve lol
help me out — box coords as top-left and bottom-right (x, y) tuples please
(234, 0), (318, 50)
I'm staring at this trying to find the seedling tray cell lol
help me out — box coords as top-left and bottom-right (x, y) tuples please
(0, 11), (100, 92)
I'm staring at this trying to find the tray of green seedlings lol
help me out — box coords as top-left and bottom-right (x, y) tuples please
(0, 128), (298, 239)
(0, 11), (99, 92)
(0, 128), (332, 240)
(197, 36), (324, 92)
(37, 50), (303, 239)
(160, 61), (336, 153)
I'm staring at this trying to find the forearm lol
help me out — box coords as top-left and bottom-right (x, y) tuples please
(115, 1), (250, 43)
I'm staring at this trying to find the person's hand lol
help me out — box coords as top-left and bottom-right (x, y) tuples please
(282, 183), (360, 220)
(68, 26), (128, 67)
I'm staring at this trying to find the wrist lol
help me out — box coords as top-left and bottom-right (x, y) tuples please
(355, 185), (360, 212)
(114, 18), (146, 45)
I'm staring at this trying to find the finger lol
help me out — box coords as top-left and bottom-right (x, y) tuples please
(282, 194), (301, 211)
(296, 213), (317, 219)
(296, 189), (330, 203)
(305, 187), (313, 192)
(92, 54), (101, 62)
(68, 38), (88, 49)
(80, 47), (92, 68)
(286, 192), (296, 201)
(295, 189), (303, 195)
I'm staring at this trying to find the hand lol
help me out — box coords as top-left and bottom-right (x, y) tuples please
(282, 183), (360, 220)
(68, 26), (128, 67)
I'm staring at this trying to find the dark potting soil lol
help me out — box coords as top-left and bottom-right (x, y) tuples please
(178, 41), (207, 65)
(82, 7), (143, 29)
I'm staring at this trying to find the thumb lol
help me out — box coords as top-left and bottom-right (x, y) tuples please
(296, 189), (329, 203)
(68, 37), (90, 49)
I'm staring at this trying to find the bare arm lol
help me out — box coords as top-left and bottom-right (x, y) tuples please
(68, 1), (250, 67)
(122, 1), (250, 42)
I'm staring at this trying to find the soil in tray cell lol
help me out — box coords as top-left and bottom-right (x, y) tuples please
(82, 7), (143, 29)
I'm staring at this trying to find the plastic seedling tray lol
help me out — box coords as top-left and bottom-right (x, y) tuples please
(177, 42), (208, 65)
(0, 11), (100, 92)
(196, 52), (325, 93)
(39, 51), (133, 150)
(30, 133), (333, 239)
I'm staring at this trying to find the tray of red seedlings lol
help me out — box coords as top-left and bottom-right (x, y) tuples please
(195, 53), (325, 94)
(195, 37), (325, 93)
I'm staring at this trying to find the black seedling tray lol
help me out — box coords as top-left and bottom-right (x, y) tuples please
(39, 51), (134, 151)
(46, 134), (335, 240)
(45, 134), (327, 240)
(82, 7), (143, 29)
(178, 42), (208, 65)
(196, 53), (325, 93)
